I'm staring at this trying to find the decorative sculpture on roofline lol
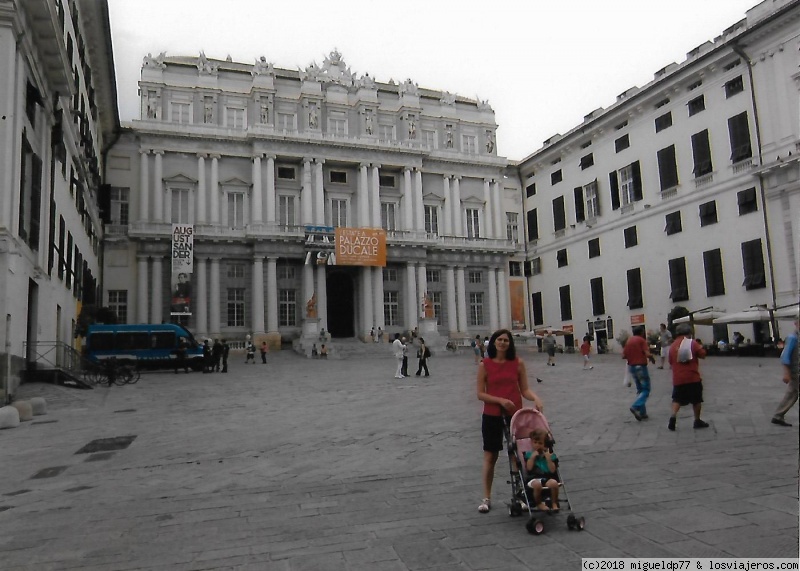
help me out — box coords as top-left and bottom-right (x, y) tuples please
(197, 51), (218, 75)
(252, 56), (274, 76)
(399, 78), (419, 96)
(143, 52), (166, 69)
(440, 91), (456, 106)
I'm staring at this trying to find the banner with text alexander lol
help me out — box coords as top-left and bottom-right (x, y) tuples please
(335, 227), (387, 267)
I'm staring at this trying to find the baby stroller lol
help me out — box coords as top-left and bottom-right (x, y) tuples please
(504, 407), (585, 535)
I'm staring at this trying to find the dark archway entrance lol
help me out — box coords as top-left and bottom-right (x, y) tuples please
(326, 270), (355, 338)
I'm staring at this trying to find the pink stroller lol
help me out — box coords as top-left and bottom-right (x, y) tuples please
(504, 407), (585, 535)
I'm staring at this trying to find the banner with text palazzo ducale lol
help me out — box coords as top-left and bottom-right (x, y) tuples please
(335, 228), (387, 267)
(171, 224), (194, 316)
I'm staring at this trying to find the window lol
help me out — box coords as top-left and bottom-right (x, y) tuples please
(462, 135), (477, 154)
(468, 271), (482, 284)
(557, 248), (568, 268)
(724, 75), (744, 98)
(227, 192), (245, 228)
(588, 238), (600, 259)
(110, 187), (129, 225)
(468, 292), (485, 326)
(688, 95), (705, 116)
(580, 153), (594, 170)
(424, 205), (439, 235)
(655, 112), (672, 133)
(26, 81), (41, 127)
(65, 232), (73, 288)
(552, 196), (566, 231)
(728, 112), (752, 163)
(699, 201), (718, 226)
(703, 249), (725, 297)
(584, 181), (600, 219)
(381, 202), (397, 231)
(506, 212), (519, 243)
(383, 268), (398, 281)
(278, 195), (296, 228)
(384, 291), (399, 326)
(531, 257), (542, 275)
(657, 145), (679, 190)
(379, 124), (394, 140)
(741, 239), (766, 290)
(614, 120), (628, 130)
(276, 112), (295, 130)
(277, 166), (296, 180)
(687, 79), (703, 91)
(665, 211), (682, 235)
(58, 216), (65, 279)
(610, 161), (642, 210)
(465, 208), (480, 238)
(330, 199), (347, 227)
(169, 101), (191, 124)
(654, 97), (670, 109)
(526, 182), (536, 197)
(590, 277), (605, 316)
(580, 140), (592, 149)
(723, 59), (741, 72)
(328, 112), (347, 135)
(737, 187), (758, 215)
(574, 186), (585, 223)
(551, 170), (562, 185)
(167, 188), (188, 224)
(277, 264), (296, 280)
(379, 174), (395, 188)
(426, 269), (441, 283)
(227, 263), (245, 279)
(330, 171), (347, 184)
(279, 289), (297, 326)
(509, 261), (522, 277)
(531, 292), (544, 326)
(423, 130), (437, 148)
(559, 285), (572, 321)
(626, 268), (643, 309)
(18, 139), (42, 250)
(526, 208), (538, 241)
(108, 290), (128, 323)
(225, 107), (246, 129)
(227, 288), (245, 327)
(615, 134), (630, 153)
(668, 257), (689, 301)
(691, 130), (713, 177)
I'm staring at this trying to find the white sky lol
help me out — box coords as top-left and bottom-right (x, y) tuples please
(108, 0), (759, 161)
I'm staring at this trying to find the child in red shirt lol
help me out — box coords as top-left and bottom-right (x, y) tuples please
(580, 337), (593, 370)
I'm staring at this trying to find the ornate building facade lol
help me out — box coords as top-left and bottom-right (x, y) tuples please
(104, 50), (524, 345)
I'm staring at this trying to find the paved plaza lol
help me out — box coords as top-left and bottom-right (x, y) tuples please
(1, 345), (798, 570)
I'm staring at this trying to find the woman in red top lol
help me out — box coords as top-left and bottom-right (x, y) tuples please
(476, 329), (543, 513)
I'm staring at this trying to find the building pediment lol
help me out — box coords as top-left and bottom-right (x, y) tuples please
(163, 173), (197, 185)
(220, 176), (251, 188)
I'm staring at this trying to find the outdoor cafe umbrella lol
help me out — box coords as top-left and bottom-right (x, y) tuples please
(673, 307), (726, 326)
(533, 327), (569, 336)
(775, 304), (799, 321)
(713, 308), (774, 324)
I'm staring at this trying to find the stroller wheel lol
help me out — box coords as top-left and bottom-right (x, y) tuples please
(567, 514), (576, 530)
(575, 516), (586, 531)
(526, 517), (545, 535)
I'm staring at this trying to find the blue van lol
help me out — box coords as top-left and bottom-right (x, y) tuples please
(84, 323), (204, 370)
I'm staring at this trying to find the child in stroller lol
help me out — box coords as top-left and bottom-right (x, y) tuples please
(524, 428), (560, 512)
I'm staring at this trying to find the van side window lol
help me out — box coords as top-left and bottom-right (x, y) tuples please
(151, 332), (176, 349)
(90, 332), (114, 350)
(116, 332), (149, 350)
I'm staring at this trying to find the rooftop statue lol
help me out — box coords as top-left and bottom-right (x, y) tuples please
(253, 56), (274, 76)
(440, 91), (456, 106)
(197, 51), (218, 75)
(399, 78), (419, 96)
(143, 51), (166, 69)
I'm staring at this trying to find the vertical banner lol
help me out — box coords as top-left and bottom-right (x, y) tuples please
(171, 224), (193, 316)
(509, 279), (526, 331)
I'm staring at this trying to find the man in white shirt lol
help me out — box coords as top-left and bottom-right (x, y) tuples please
(392, 334), (405, 378)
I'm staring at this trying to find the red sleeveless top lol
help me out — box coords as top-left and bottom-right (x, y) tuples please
(482, 358), (521, 417)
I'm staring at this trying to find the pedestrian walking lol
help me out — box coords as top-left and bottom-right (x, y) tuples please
(771, 318), (798, 427)
(580, 336), (594, 370)
(543, 332), (557, 366)
(472, 335), (482, 364)
(623, 326), (653, 421)
(202, 339), (213, 373)
(658, 323), (673, 369)
(174, 337), (189, 374)
(392, 333), (404, 378)
(415, 337), (430, 377)
(220, 339), (230, 373)
(260, 341), (269, 364)
(212, 339), (223, 372)
(245, 342), (255, 364)
(667, 323), (709, 430)
(401, 337), (409, 377)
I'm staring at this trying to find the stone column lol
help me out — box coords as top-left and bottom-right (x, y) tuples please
(406, 263), (417, 331)
(138, 150), (149, 222)
(153, 151), (164, 222)
(442, 175), (452, 236)
(414, 168), (424, 232)
(373, 267), (385, 330)
(195, 258), (208, 338)
(314, 159), (325, 225)
(316, 264), (328, 332)
(371, 164), (381, 228)
(452, 176), (462, 236)
(358, 163), (370, 227)
(301, 158), (313, 225)
(497, 267), (510, 328)
(402, 168), (414, 231)
(456, 266), (468, 333)
(416, 263), (427, 319)
(445, 266), (458, 334)
(492, 180), (504, 240)
(302, 264), (314, 318)
(209, 258), (221, 337)
(251, 155), (263, 225)
(137, 256), (149, 323)
(252, 256), (265, 335)
(196, 154), (206, 224)
(209, 155), (220, 225)
(483, 178), (494, 239)
(487, 267), (499, 332)
(266, 257), (278, 333)
(361, 267), (374, 336)
(151, 256), (163, 324)
(265, 155), (276, 224)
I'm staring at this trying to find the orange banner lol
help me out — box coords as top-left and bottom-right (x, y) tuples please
(335, 228), (387, 267)
(562, 324), (574, 333)
(630, 314), (645, 325)
(509, 279), (525, 331)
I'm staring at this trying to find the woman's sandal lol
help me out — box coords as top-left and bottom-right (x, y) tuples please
(478, 498), (491, 513)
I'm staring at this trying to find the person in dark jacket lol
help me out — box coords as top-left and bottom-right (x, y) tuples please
(212, 339), (223, 372)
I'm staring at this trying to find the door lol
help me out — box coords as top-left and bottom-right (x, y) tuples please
(326, 270), (355, 338)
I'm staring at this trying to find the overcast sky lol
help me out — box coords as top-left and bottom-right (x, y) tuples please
(108, 0), (759, 161)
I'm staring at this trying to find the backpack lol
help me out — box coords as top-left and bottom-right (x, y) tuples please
(424, 347), (431, 359)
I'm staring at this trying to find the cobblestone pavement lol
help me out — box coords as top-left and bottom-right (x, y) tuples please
(1, 346), (798, 570)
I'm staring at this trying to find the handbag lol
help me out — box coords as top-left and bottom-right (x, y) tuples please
(623, 366), (631, 387)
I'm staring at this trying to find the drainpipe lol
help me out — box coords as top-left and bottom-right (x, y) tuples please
(732, 43), (779, 340)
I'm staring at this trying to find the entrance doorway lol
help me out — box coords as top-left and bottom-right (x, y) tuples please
(326, 270), (355, 338)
